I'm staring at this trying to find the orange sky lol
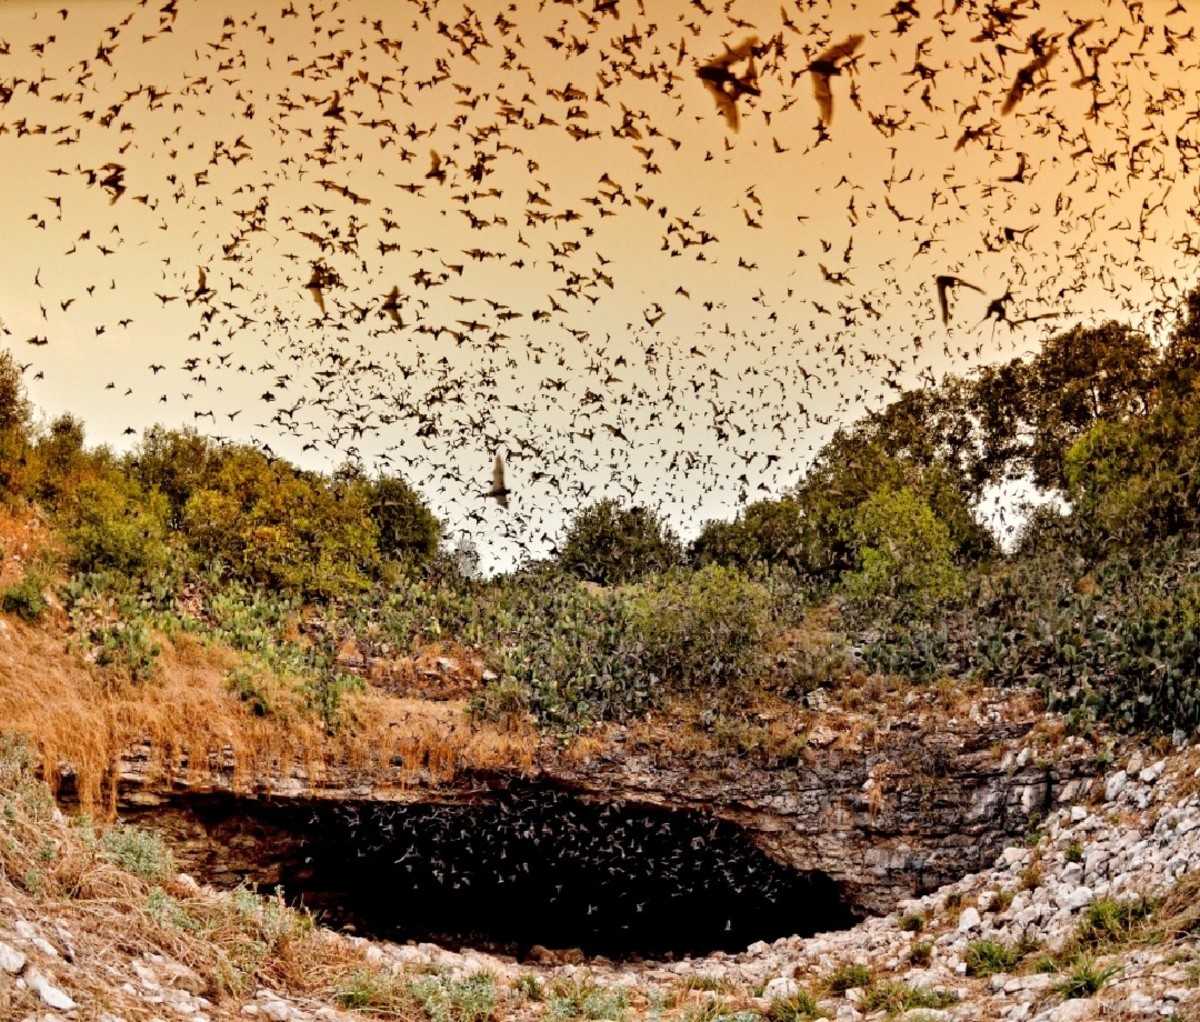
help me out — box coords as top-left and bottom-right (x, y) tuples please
(1, 0), (1198, 568)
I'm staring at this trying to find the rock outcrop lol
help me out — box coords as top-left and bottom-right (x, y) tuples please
(64, 692), (1098, 932)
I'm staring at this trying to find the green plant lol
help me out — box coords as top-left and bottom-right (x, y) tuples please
(558, 499), (682, 585)
(1, 570), (48, 621)
(629, 564), (772, 692)
(825, 963), (874, 993)
(1054, 954), (1120, 998)
(512, 974), (543, 1002)
(101, 823), (177, 884)
(546, 978), (627, 1022)
(860, 983), (957, 1014)
(908, 941), (933, 967)
(989, 887), (1015, 912)
(336, 968), (421, 1015)
(767, 989), (826, 1021)
(1066, 841), (1083, 863)
(1074, 895), (1156, 951)
(897, 912), (925, 932)
(964, 939), (1022, 977)
(410, 970), (497, 1022)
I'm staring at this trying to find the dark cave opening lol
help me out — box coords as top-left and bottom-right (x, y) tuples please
(130, 786), (861, 959)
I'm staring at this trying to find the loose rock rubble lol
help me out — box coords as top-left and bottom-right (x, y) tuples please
(3, 743), (1200, 1021)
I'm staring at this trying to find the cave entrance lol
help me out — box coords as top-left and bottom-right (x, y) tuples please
(126, 786), (860, 959)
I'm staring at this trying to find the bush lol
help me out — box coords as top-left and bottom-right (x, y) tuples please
(766, 990), (825, 1021)
(63, 475), (172, 581)
(558, 499), (682, 585)
(180, 446), (379, 599)
(365, 474), (443, 564)
(1, 570), (49, 621)
(843, 485), (965, 607)
(691, 498), (806, 571)
(101, 823), (177, 884)
(963, 938), (1028, 977)
(1054, 954), (1120, 999)
(629, 564), (772, 691)
(825, 963), (874, 993)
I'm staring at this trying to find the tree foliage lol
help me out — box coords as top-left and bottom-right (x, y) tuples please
(558, 499), (682, 585)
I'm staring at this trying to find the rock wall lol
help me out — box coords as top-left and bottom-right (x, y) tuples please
(71, 702), (1099, 922)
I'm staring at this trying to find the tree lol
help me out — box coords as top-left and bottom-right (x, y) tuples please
(365, 475), (442, 565)
(0, 350), (33, 497)
(127, 426), (221, 527)
(843, 486), (965, 607)
(180, 446), (380, 598)
(558, 499), (682, 585)
(690, 498), (805, 571)
(790, 428), (993, 580)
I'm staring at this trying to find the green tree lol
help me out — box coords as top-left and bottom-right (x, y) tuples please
(365, 474), (442, 565)
(843, 486), (965, 606)
(126, 426), (221, 527)
(558, 499), (682, 585)
(690, 497), (805, 570)
(0, 349), (32, 497)
(180, 446), (379, 598)
(64, 475), (172, 580)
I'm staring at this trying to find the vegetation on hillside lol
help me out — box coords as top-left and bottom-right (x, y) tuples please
(3, 288), (1200, 766)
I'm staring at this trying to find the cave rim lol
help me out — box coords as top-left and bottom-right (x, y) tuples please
(115, 782), (865, 961)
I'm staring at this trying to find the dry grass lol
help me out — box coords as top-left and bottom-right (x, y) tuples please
(0, 507), (542, 810)
(0, 738), (379, 1020)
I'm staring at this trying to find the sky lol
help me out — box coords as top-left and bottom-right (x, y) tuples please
(1, 0), (1198, 570)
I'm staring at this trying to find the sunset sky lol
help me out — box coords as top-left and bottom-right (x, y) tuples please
(1, 0), (1198, 569)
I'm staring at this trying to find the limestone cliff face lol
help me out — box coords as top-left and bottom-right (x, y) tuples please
(75, 699), (1098, 923)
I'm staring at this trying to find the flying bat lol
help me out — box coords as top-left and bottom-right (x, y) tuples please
(807, 34), (865, 125)
(484, 453), (510, 509)
(935, 274), (984, 325)
(696, 37), (761, 131)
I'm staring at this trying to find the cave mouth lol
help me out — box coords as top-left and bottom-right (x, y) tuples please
(134, 786), (860, 960)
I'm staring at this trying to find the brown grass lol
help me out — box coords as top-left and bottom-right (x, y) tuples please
(0, 506), (542, 810)
(0, 747), (377, 1019)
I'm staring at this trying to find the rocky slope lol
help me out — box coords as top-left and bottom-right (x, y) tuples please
(5, 737), (1200, 1022)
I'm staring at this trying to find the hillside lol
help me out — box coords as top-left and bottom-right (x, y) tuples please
(5, 298), (1200, 1018)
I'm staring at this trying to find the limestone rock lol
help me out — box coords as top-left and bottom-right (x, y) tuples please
(24, 966), (78, 1010)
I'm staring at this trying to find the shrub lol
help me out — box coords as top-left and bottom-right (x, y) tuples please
(558, 499), (682, 585)
(691, 498), (806, 571)
(825, 963), (874, 992)
(908, 940), (933, 966)
(629, 564), (772, 691)
(860, 983), (957, 1014)
(964, 938), (1023, 977)
(181, 446), (379, 599)
(1074, 895), (1156, 951)
(100, 823), (177, 884)
(1054, 954), (1120, 999)
(365, 473), (443, 564)
(767, 989), (825, 1021)
(63, 475), (172, 581)
(843, 486), (965, 607)
(1, 570), (49, 621)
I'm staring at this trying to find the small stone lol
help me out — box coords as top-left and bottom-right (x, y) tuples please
(1105, 770), (1127, 801)
(260, 999), (292, 1022)
(0, 939), (26, 974)
(957, 906), (981, 931)
(24, 966), (77, 1011)
(1070, 805), (1087, 822)
(763, 977), (799, 1001)
(1048, 998), (1099, 1022)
